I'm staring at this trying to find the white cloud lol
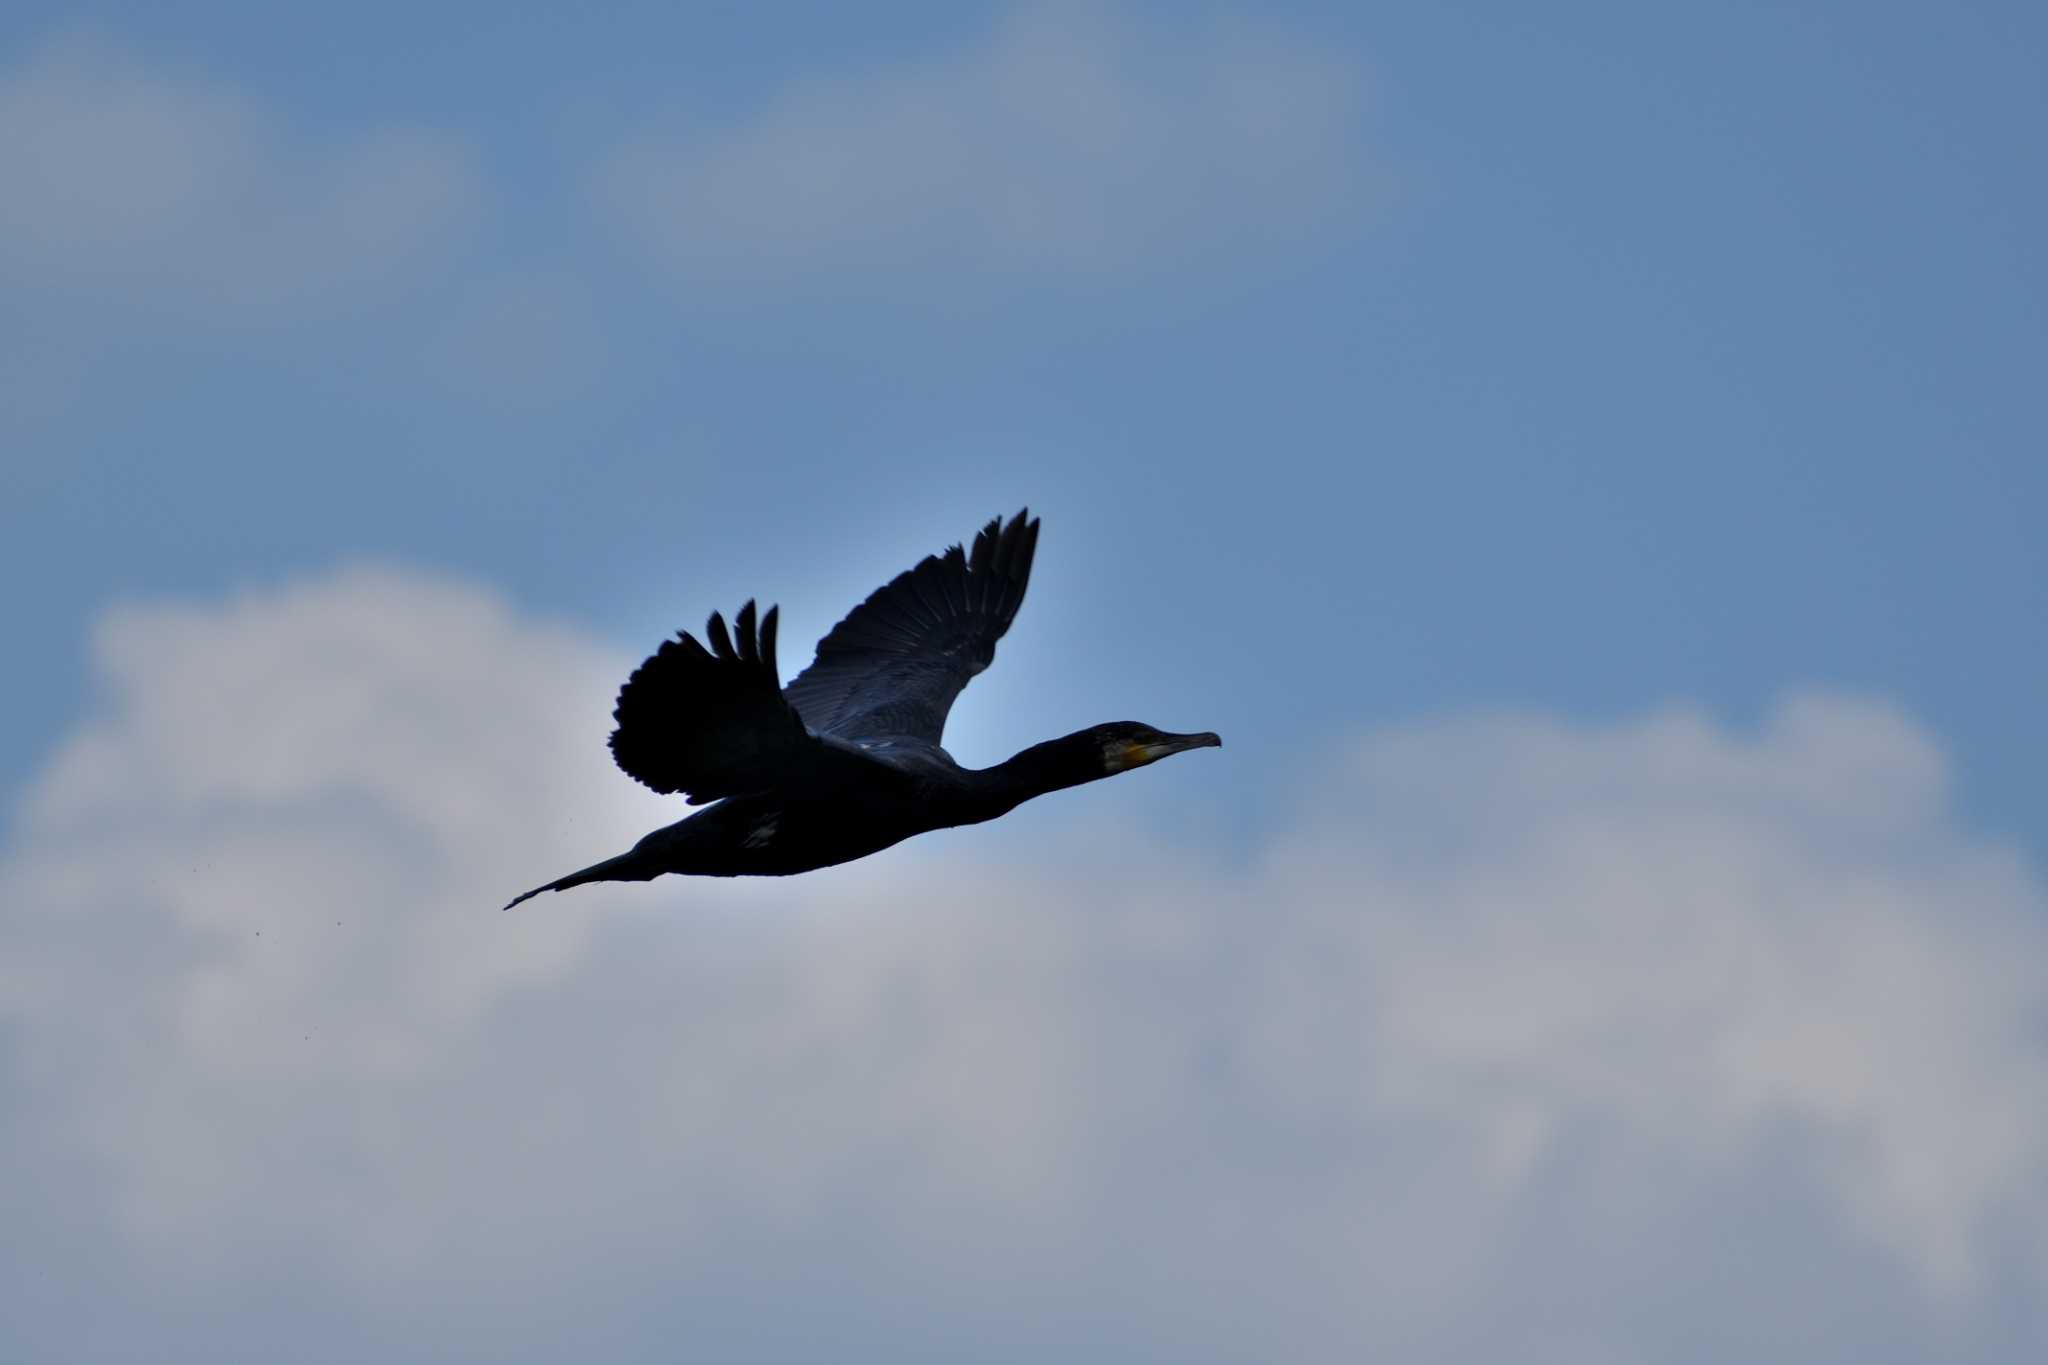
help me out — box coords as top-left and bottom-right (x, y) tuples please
(4, 566), (2046, 1361)
(596, 2), (1372, 285)
(0, 32), (479, 318)
(1257, 703), (2047, 1296)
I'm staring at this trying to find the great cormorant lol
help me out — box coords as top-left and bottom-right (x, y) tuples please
(505, 510), (1220, 908)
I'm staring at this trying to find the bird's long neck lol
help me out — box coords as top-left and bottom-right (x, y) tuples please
(964, 733), (1101, 821)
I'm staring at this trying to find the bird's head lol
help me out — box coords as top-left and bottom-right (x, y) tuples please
(1091, 721), (1223, 775)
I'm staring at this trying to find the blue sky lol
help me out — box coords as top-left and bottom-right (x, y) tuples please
(4, 4), (2046, 1361)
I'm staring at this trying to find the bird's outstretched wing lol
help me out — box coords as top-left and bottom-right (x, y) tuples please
(610, 600), (892, 803)
(783, 509), (1041, 745)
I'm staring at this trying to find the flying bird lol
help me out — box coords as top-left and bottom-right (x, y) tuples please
(506, 509), (1220, 908)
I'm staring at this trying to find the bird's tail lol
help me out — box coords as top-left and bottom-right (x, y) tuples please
(502, 849), (656, 910)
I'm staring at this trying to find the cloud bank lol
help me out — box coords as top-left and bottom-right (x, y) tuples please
(598, 2), (1371, 285)
(4, 566), (2045, 1362)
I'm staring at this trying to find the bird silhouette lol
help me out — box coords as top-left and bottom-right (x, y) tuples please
(506, 510), (1219, 908)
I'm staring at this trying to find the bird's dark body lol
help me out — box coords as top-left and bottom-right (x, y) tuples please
(505, 511), (1219, 909)
(630, 797), (904, 878)
(627, 744), (1000, 878)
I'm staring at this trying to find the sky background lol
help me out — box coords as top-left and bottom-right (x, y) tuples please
(3, 2), (2045, 1360)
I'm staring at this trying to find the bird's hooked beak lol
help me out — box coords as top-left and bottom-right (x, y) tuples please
(1127, 730), (1223, 767)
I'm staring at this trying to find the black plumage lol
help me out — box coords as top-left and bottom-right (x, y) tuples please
(784, 511), (1039, 743)
(506, 510), (1218, 908)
